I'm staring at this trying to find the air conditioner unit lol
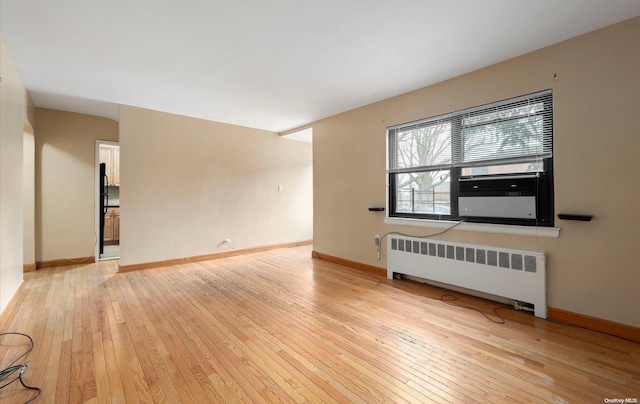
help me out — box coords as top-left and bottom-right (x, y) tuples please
(458, 174), (537, 220)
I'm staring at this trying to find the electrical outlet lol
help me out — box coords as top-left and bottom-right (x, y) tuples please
(374, 235), (381, 246)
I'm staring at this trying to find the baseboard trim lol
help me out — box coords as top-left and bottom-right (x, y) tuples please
(36, 256), (95, 269)
(23, 263), (36, 273)
(548, 307), (640, 343)
(118, 240), (313, 273)
(311, 251), (386, 277)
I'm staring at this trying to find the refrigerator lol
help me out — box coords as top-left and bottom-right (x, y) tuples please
(99, 163), (108, 255)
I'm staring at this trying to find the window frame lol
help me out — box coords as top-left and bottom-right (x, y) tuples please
(387, 90), (554, 227)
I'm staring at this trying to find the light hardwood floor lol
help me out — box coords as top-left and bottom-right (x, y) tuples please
(1, 245), (638, 403)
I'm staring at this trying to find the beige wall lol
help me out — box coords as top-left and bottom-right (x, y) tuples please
(23, 122), (35, 266)
(23, 95), (36, 267)
(0, 38), (29, 313)
(311, 18), (640, 326)
(35, 108), (119, 262)
(118, 106), (313, 266)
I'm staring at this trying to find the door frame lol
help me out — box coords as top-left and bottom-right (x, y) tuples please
(95, 140), (120, 262)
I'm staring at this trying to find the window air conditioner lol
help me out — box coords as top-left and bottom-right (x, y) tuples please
(458, 174), (537, 220)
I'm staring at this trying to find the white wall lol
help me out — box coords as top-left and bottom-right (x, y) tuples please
(119, 106), (313, 266)
(0, 38), (28, 313)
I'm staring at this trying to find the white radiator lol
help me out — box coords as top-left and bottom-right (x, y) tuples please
(387, 236), (547, 318)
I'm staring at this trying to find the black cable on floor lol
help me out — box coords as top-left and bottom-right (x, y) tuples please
(382, 277), (511, 324)
(0, 332), (42, 403)
(439, 293), (508, 324)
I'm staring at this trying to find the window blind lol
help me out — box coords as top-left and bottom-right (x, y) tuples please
(457, 90), (553, 167)
(388, 90), (552, 172)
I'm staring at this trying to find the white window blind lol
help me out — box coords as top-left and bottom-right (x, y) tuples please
(389, 120), (452, 171)
(457, 90), (552, 168)
(388, 89), (552, 173)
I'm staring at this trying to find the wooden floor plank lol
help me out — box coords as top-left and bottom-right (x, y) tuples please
(1, 245), (639, 403)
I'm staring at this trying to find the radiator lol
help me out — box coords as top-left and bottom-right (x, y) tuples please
(387, 236), (547, 318)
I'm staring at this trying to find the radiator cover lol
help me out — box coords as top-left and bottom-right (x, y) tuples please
(387, 236), (547, 318)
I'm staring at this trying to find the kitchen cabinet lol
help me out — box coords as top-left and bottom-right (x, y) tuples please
(104, 207), (120, 244)
(113, 209), (120, 241)
(99, 146), (120, 186)
(111, 148), (120, 186)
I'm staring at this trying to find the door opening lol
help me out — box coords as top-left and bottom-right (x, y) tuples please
(96, 141), (120, 261)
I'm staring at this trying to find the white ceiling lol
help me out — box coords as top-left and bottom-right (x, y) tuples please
(1, 1), (639, 133)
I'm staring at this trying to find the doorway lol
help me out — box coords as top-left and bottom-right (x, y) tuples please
(96, 141), (120, 261)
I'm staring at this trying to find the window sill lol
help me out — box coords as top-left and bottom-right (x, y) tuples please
(384, 217), (560, 238)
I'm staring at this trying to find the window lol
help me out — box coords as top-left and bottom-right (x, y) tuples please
(387, 90), (554, 226)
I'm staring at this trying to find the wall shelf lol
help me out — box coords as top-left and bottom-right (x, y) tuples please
(558, 213), (593, 222)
